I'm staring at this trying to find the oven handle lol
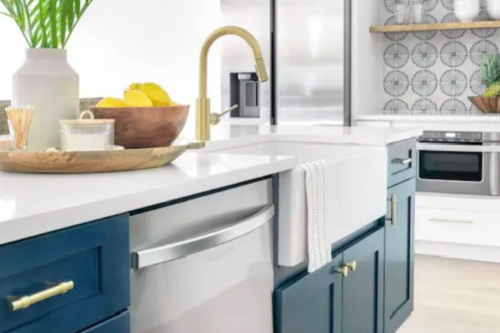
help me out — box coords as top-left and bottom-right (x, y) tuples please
(131, 204), (275, 270)
(490, 152), (499, 196)
(417, 143), (490, 152)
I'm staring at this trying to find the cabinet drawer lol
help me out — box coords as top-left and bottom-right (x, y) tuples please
(0, 215), (130, 333)
(416, 208), (500, 247)
(388, 139), (416, 187)
(81, 311), (130, 333)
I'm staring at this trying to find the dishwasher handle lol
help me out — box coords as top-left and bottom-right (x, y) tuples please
(131, 204), (275, 270)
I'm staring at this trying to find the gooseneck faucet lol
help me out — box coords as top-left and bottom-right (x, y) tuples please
(196, 26), (269, 141)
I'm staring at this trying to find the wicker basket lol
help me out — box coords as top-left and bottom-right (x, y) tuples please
(468, 96), (500, 114)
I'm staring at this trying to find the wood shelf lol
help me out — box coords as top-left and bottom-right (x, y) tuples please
(370, 21), (500, 33)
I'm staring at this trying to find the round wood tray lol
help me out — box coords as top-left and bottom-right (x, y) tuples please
(0, 140), (204, 174)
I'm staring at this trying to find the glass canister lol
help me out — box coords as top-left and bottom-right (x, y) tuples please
(60, 110), (115, 151)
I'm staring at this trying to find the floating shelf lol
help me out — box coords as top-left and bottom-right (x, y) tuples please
(370, 21), (500, 33)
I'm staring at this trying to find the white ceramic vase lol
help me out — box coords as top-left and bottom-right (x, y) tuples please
(455, 0), (481, 22)
(12, 49), (79, 150)
(487, 0), (500, 20)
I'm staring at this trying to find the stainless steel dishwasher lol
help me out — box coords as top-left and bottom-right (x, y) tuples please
(129, 179), (274, 333)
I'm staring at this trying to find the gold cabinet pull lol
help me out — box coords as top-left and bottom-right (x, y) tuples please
(336, 266), (349, 278)
(386, 194), (397, 226)
(9, 281), (74, 311)
(346, 261), (357, 272)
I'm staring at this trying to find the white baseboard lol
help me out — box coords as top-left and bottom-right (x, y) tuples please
(416, 240), (500, 263)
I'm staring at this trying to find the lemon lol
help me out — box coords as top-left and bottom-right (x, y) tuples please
(126, 83), (142, 91)
(96, 97), (126, 108)
(139, 82), (173, 106)
(124, 90), (153, 107)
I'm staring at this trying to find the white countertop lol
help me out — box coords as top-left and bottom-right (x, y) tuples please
(196, 124), (422, 151)
(357, 114), (500, 122)
(0, 125), (421, 245)
(0, 152), (296, 245)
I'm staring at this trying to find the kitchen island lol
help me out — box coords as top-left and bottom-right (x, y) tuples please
(0, 125), (420, 333)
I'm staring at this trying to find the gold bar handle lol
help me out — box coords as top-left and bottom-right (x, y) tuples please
(386, 194), (397, 226)
(430, 218), (474, 224)
(9, 281), (75, 311)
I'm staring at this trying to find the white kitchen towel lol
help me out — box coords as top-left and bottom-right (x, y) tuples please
(301, 160), (332, 273)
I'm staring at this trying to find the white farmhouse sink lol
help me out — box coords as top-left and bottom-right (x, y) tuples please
(218, 142), (388, 266)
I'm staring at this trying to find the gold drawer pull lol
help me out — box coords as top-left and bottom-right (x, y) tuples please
(336, 266), (349, 278)
(429, 218), (474, 224)
(386, 194), (397, 226)
(346, 261), (357, 272)
(9, 281), (74, 311)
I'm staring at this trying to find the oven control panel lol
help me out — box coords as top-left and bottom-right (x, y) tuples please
(419, 131), (484, 143)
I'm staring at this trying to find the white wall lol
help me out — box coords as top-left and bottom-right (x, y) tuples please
(0, 0), (222, 137)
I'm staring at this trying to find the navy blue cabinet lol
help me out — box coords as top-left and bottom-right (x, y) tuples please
(275, 229), (385, 333)
(384, 179), (415, 333)
(0, 215), (130, 333)
(275, 255), (342, 333)
(81, 311), (130, 333)
(342, 228), (384, 333)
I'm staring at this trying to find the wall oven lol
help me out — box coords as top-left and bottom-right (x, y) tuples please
(417, 131), (500, 196)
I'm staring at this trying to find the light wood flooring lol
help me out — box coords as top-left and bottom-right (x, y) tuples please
(399, 255), (500, 333)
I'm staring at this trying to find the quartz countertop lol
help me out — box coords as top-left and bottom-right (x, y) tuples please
(195, 124), (422, 151)
(0, 152), (296, 245)
(0, 125), (421, 246)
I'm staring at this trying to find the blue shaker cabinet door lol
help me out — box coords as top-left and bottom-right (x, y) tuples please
(342, 228), (385, 333)
(0, 215), (130, 333)
(81, 311), (130, 333)
(384, 179), (416, 333)
(275, 255), (342, 333)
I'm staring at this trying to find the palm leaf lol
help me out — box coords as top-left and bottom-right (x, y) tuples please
(49, 0), (57, 48)
(1, 0), (96, 48)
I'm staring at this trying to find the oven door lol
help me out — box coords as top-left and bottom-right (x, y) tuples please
(417, 144), (496, 196)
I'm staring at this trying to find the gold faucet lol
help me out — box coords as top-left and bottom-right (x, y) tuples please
(196, 26), (269, 141)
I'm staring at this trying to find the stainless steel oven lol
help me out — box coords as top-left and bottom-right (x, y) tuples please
(417, 131), (500, 196)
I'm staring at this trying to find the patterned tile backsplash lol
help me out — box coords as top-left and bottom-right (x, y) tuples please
(381, 0), (500, 115)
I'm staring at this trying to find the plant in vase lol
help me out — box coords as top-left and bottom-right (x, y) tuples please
(470, 55), (500, 113)
(0, 0), (95, 149)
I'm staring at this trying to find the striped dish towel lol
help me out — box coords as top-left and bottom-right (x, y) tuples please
(301, 160), (332, 273)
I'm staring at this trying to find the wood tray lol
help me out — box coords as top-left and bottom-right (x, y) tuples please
(0, 141), (204, 174)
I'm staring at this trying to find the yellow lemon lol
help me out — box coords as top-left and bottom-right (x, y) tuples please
(96, 97), (126, 108)
(124, 90), (153, 107)
(152, 100), (170, 107)
(139, 82), (173, 106)
(126, 83), (142, 91)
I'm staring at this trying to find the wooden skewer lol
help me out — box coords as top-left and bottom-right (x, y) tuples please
(5, 106), (35, 149)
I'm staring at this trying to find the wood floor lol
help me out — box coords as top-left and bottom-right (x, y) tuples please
(399, 255), (500, 333)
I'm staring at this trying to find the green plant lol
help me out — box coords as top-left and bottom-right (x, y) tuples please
(482, 55), (500, 88)
(0, 0), (95, 48)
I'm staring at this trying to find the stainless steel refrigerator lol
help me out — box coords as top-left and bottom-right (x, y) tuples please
(220, 0), (351, 125)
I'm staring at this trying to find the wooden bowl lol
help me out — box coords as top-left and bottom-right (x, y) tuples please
(468, 96), (500, 114)
(91, 105), (189, 148)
